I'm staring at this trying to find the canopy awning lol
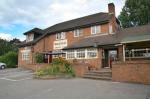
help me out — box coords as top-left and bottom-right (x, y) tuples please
(121, 34), (150, 44)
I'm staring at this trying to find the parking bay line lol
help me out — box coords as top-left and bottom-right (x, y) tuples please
(0, 70), (32, 76)
(0, 77), (32, 82)
(2, 72), (34, 78)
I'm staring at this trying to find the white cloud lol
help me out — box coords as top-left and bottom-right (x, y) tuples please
(0, 0), (125, 28)
(0, 33), (13, 40)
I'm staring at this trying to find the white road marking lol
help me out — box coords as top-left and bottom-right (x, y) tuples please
(0, 69), (33, 82)
(3, 72), (34, 78)
(0, 70), (32, 76)
(0, 77), (32, 82)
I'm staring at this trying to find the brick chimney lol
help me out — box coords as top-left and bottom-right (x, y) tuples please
(108, 3), (117, 33)
(108, 3), (115, 15)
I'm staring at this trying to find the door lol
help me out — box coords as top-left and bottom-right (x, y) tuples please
(102, 49), (109, 68)
(102, 49), (117, 68)
(108, 50), (117, 68)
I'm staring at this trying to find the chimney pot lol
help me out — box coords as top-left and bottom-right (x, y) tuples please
(108, 3), (115, 15)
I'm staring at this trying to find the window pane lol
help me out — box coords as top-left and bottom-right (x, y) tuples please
(67, 50), (75, 59)
(76, 49), (85, 58)
(87, 48), (97, 58)
(96, 26), (100, 33)
(91, 26), (96, 34)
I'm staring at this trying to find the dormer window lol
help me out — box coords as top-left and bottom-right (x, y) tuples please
(74, 29), (83, 37)
(26, 34), (34, 42)
(56, 32), (66, 40)
(91, 25), (101, 34)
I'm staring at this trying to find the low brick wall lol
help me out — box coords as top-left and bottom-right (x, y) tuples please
(20, 63), (50, 71)
(112, 60), (150, 84)
(72, 63), (89, 77)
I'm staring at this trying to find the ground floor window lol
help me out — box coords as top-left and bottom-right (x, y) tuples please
(22, 52), (30, 61)
(76, 49), (85, 59)
(87, 48), (97, 58)
(66, 50), (75, 59)
(66, 48), (98, 59)
(125, 48), (150, 58)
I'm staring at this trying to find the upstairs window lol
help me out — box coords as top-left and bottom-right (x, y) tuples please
(26, 34), (34, 42)
(74, 29), (83, 37)
(91, 25), (101, 34)
(56, 32), (65, 40)
(109, 24), (113, 34)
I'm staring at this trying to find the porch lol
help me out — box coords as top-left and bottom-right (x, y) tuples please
(112, 40), (150, 84)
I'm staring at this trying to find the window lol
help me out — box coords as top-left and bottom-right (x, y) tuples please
(76, 49), (85, 59)
(66, 50), (75, 59)
(22, 52), (30, 60)
(66, 48), (98, 59)
(56, 32), (65, 40)
(26, 34), (34, 42)
(109, 24), (113, 34)
(74, 29), (83, 37)
(91, 25), (101, 34)
(87, 48), (97, 58)
(125, 48), (150, 58)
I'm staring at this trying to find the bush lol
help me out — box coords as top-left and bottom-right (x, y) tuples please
(0, 51), (18, 68)
(36, 57), (75, 77)
(34, 53), (44, 63)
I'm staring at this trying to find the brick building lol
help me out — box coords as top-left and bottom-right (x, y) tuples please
(18, 3), (150, 84)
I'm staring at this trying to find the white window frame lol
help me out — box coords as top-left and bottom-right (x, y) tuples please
(66, 50), (75, 59)
(125, 48), (150, 58)
(22, 52), (30, 61)
(109, 24), (113, 34)
(91, 25), (101, 34)
(76, 49), (86, 59)
(87, 48), (98, 58)
(56, 32), (66, 40)
(26, 34), (34, 42)
(74, 29), (83, 37)
(66, 48), (98, 60)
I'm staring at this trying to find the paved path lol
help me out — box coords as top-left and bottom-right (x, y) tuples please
(0, 68), (150, 99)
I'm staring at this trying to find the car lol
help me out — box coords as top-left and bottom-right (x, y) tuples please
(0, 62), (6, 69)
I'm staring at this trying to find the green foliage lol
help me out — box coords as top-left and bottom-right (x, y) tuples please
(36, 57), (75, 77)
(0, 51), (18, 68)
(34, 53), (44, 63)
(0, 38), (18, 56)
(118, 0), (150, 28)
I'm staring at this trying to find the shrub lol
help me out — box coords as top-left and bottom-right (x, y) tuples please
(0, 51), (18, 68)
(34, 53), (44, 63)
(35, 57), (75, 77)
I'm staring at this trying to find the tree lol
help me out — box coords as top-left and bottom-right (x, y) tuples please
(118, 0), (150, 28)
(0, 38), (18, 56)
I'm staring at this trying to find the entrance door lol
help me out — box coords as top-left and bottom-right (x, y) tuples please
(102, 49), (117, 68)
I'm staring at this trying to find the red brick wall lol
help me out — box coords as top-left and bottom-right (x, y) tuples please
(112, 60), (150, 84)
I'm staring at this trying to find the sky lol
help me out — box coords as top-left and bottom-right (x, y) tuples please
(0, 0), (125, 41)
